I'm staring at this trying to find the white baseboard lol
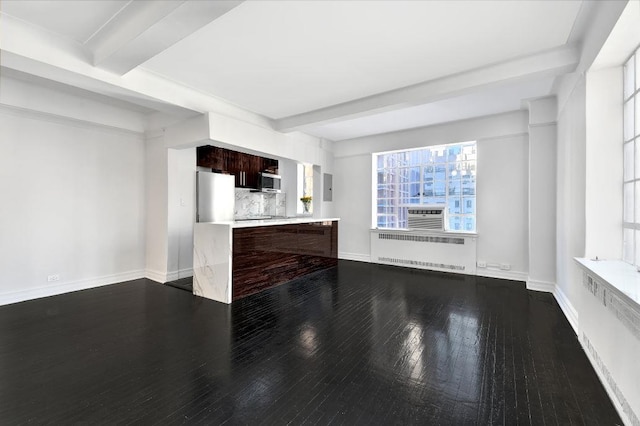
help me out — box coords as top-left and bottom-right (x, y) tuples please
(0, 270), (145, 306)
(338, 252), (371, 263)
(166, 268), (194, 282)
(581, 333), (639, 426)
(146, 268), (193, 284)
(476, 268), (528, 282)
(553, 284), (578, 335)
(145, 269), (167, 284)
(526, 279), (556, 293)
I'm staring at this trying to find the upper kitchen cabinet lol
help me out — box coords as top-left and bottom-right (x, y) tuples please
(197, 146), (228, 172)
(197, 145), (278, 189)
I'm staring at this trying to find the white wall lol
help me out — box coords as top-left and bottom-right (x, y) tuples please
(556, 76), (587, 307)
(585, 67), (623, 259)
(527, 97), (558, 291)
(144, 133), (168, 282)
(0, 90), (146, 304)
(334, 153), (373, 262)
(167, 148), (196, 280)
(334, 111), (530, 279)
(476, 134), (529, 278)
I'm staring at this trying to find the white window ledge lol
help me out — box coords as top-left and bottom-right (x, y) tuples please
(575, 258), (640, 307)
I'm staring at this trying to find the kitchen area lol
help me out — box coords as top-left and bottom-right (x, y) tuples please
(182, 145), (339, 304)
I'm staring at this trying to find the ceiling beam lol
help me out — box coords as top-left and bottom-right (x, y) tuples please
(86, 0), (244, 75)
(0, 12), (271, 127)
(275, 45), (579, 133)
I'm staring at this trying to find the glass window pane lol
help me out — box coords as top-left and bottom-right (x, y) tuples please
(447, 145), (461, 161)
(433, 147), (447, 163)
(625, 141), (634, 181)
(424, 196), (446, 205)
(408, 150), (421, 166)
(624, 55), (635, 99)
(449, 216), (462, 231)
(636, 230), (640, 266)
(624, 99), (634, 141)
(464, 217), (475, 231)
(636, 97), (640, 137)
(422, 149), (434, 164)
(636, 53), (640, 91)
(463, 197), (475, 214)
(448, 196), (462, 214)
(448, 177), (461, 195)
(423, 165), (434, 179)
(636, 141), (640, 182)
(409, 167), (420, 183)
(636, 182), (640, 224)
(434, 181), (446, 196)
(423, 182), (434, 197)
(624, 228), (634, 263)
(624, 182), (634, 222)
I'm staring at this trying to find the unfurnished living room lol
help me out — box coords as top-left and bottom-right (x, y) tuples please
(1, 0), (639, 424)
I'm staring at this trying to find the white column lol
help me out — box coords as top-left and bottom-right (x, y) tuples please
(527, 97), (558, 291)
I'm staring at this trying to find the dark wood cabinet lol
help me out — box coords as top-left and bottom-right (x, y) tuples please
(197, 145), (278, 189)
(197, 146), (229, 172)
(232, 221), (338, 300)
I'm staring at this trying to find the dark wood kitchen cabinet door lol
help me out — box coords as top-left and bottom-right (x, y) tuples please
(229, 151), (262, 188)
(197, 145), (279, 189)
(197, 146), (228, 172)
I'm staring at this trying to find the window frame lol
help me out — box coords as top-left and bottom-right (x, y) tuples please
(623, 45), (640, 266)
(373, 141), (477, 232)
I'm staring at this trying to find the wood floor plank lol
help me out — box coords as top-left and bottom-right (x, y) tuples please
(0, 261), (623, 425)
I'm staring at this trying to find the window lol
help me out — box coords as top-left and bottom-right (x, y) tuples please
(623, 47), (640, 265)
(374, 142), (477, 231)
(297, 163), (314, 214)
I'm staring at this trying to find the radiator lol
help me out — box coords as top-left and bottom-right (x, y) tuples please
(370, 230), (477, 275)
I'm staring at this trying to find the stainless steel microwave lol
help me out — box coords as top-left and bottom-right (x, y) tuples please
(258, 172), (281, 193)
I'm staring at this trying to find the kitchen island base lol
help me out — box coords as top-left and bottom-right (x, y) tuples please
(194, 219), (338, 303)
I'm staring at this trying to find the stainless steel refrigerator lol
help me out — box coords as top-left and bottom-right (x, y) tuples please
(196, 171), (235, 222)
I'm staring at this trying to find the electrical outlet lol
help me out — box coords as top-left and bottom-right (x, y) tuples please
(47, 274), (60, 282)
(499, 263), (511, 271)
(477, 261), (487, 268)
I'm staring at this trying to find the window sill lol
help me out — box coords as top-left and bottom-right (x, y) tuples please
(575, 258), (640, 310)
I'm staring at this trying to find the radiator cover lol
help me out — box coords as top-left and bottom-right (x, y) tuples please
(371, 229), (477, 275)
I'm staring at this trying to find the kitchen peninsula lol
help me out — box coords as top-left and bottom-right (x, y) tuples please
(194, 218), (339, 303)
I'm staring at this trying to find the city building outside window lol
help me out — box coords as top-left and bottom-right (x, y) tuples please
(374, 141), (477, 231)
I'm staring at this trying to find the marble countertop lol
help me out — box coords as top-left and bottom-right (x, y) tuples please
(575, 258), (640, 307)
(201, 217), (340, 228)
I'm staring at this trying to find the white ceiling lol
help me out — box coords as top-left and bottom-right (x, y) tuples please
(1, 0), (129, 44)
(0, 0), (589, 141)
(307, 77), (556, 141)
(141, 0), (581, 119)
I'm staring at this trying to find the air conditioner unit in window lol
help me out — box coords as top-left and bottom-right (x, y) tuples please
(408, 206), (446, 230)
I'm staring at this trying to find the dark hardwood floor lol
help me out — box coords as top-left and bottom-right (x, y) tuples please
(165, 276), (193, 293)
(0, 261), (622, 425)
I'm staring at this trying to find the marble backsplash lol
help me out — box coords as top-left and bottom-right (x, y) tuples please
(235, 189), (286, 218)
